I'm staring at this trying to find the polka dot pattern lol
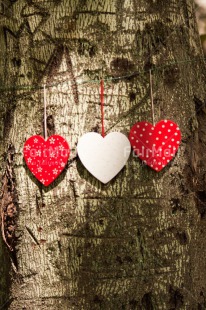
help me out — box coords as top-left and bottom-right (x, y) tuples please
(129, 120), (181, 171)
(23, 135), (70, 186)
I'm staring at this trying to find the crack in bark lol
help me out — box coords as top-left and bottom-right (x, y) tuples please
(25, 226), (41, 247)
(1, 144), (18, 254)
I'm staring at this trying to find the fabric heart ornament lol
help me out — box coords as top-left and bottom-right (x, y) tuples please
(23, 135), (70, 186)
(129, 120), (181, 171)
(77, 132), (131, 183)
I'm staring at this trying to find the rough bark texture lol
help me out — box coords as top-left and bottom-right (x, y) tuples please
(0, 0), (206, 309)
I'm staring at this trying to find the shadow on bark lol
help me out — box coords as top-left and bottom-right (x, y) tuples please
(0, 236), (12, 310)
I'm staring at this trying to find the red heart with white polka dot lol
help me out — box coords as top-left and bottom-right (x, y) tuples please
(129, 120), (181, 171)
(23, 135), (70, 186)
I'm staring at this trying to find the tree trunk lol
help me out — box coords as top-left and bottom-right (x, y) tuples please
(1, 0), (206, 309)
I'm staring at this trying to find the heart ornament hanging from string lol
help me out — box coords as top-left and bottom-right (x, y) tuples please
(129, 120), (181, 171)
(24, 135), (70, 186)
(129, 70), (181, 171)
(23, 85), (70, 186)
(77, 80), (131, 183)
(77, 132), (131, 184)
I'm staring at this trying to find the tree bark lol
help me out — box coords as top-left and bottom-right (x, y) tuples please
(1, 0), (206, 309)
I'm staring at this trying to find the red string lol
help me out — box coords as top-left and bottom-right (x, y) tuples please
(100, 79), (105, 137)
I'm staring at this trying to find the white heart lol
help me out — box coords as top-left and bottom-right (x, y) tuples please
(77, 132), (131, 184)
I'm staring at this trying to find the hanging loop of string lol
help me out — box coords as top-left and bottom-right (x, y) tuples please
(43, 84), (48, 140)
(149, 69), (155, 126)
(100, 79), (105, 137)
